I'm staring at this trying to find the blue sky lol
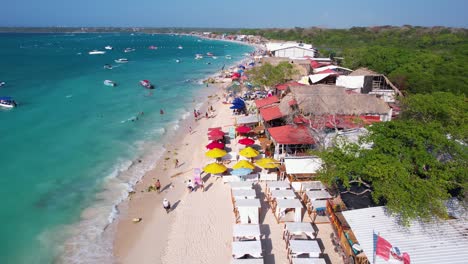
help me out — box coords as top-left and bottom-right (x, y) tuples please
(1, 0), (467, 28)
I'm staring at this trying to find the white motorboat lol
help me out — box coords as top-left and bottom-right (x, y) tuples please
(124, 48), (135, 53)
(212, 56), (218, 59)
(195, 54), (203, 60)
(0, 97), (16, 108)
(178, 45), (183, 49)
(103, 64), (113, 69)
(139, 80), (154, 89)
(104, 80), (117, 87)
(206, 52), (214, 56)
(0, 81), (5, 87)
(115, 58), (129, 63)
(175, 59), (181, 63)
(148, 45), (158, 50)
(89, 50), (106, 55)
(104, 46), (113, 50)
(225, 55), (232, 59)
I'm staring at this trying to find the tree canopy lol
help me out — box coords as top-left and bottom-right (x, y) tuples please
(318, 119), (467, 223)
(246, 62), (297, 88)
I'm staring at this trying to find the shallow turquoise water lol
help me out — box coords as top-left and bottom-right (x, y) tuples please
(0, 33), (252, 263)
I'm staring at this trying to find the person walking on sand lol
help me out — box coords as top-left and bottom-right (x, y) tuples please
(154, 179), (161, 193)
(205, 112), (208, 118)
(175, 159), (179, 168)
(189, 126), (192, 134)
(163, 198), (171, 213)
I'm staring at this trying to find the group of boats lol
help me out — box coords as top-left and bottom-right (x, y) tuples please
(103, 79), (154, 89)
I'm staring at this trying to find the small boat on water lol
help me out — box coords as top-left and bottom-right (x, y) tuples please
(103, 64), (113, 69)
(89, 50), (106, 55)
(175, 59), (181, 63)
(148, 46), (158, 50)
(139, 80), (154, 89)
(104, 80), (117, 87)
(124, 48), (135, 53)
(0, 97), (17, 108)
(115, 58), (129, 63)
(225, 55), (232, 59)
(178, 45), (183, 49)
(206, 52), (214, 56)
(212, 56), (218, 59)
(195, 54), (203, 60)
(104, 46), (113, 50)
(0, 81), (5, 87)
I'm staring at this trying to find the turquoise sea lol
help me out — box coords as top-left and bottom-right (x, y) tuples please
(0, 33), (253, 263)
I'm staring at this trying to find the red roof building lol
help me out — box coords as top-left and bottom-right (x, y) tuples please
(254, 95), (280, 109)
(267, 125), (315, 145)
(275, 81), (304, 91)
(259, 106), (284, 122)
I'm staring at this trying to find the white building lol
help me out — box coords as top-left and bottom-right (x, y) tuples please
(266, 42), (317, 58)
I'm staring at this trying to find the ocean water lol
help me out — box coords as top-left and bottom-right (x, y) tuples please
(0, 33), (253, 263)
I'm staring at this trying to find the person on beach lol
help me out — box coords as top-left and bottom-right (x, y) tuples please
(205, 112), (208, 118)
(175, 159), (179, 168)
(155, 179), (161, 193)
(187, 179), (194, 192)
(189, 126), (192, 134)
(163, 198), (171, 213)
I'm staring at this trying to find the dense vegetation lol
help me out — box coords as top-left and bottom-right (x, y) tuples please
(317, 93), (467, 223)
(240, 26), (468, 95)
(247, 62), (298, 88)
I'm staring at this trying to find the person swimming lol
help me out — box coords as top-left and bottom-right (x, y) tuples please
(160, 109), (164, 115)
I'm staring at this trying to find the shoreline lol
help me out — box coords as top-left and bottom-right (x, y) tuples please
(111, 43), (259, 262)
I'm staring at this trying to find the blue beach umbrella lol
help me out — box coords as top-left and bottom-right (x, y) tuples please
(231, 168), (253, 176)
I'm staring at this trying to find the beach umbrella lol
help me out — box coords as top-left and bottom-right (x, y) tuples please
(203, 163), (228, 174)
(238, 137), (255, 146)
(208, 134), (224, 141)
(208, 129), (224, 137)
(236, 125), (252, 134)
(205, 148), (227, 159)
(239, 147), (259, 158)
(231, 168), (253, 176)
(255, 158), (280, 169)
(232, 160), (255, 170)
(205, 141), (224, 150)
(230, 104), (245, 110)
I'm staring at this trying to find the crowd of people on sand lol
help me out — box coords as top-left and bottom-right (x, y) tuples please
(193, 105), (216, 121)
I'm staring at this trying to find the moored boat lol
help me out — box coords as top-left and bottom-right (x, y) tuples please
(195, 54), (203, 60)
(89, 50), (106, 55)
(115, 58), (129, 63)
(225, 55), (232, 59)
(103, 64), (113, 69)
(0, 81), (5, 87)
(104, 46), (113, 50)
(0, 97), (17, 108)
(206, 52), (214, 56)
(148, 45), (158, 50)
(104, 80), (117, 87)
(139, 80), (154, 89)
(124, 48), (135, 53)
(178, 45), (183, 49)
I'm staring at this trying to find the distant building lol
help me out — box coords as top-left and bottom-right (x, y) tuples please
(266, 42), (317, 58)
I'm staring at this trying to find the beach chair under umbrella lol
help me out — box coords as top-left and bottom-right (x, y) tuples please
(255, 158), (280, 169)
(239, 146), (259, 158)
(203, 163), (227, 174)
(205, 148), (227, 159)
(233, 160), (255, 170)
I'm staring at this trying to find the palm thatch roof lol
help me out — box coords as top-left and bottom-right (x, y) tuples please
(289, 85), (390, 115)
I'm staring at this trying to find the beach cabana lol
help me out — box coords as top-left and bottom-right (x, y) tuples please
(233, 224), (261, 241)
(265, 181), (291, 200)
(300, 181), (326, 194)
(283, 222), (316, 241)
(231, 189), (257, 201)
(232, 240), (262, 259)
(274, 199), (303, 223)
(283, 157), (323, 182)
(287, 240), (322, 260)
(234, 198), (261, 224)
(232, 259), (264, 264)
(229, 181), (254, 190)
(269, 189), (297, 211)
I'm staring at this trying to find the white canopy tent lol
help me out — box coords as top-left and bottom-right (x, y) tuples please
(288, 240), (321, 258)
(236, 115), (260, 125)
(275, 199), (303, 222)
(232, 240), (262, 259)
(235, 198), (261, 224)
(284, 157), (323, 175)
(233, 224), (261, 241)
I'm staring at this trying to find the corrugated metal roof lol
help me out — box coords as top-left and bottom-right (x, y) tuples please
(342, 206), (468, 264)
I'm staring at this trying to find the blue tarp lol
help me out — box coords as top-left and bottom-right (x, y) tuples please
(231, 168), (253, 176)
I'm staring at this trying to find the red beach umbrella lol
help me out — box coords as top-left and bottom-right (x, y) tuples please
(236, 125), (251, 134)
(208, 129), (225, 137)
(206, 141), (225, 150)
(208, 135), (224, 141)
(238, 138), (255, 146)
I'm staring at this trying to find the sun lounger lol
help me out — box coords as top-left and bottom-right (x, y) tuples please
(287, 240), (321, 259)
(233, 224), (261, 241)
(232, 240), (262, 259)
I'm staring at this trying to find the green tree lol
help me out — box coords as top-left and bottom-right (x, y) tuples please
(317, 120), (467, 224)
(246, 62), (298, 89)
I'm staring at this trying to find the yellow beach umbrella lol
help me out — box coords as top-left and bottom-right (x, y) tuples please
(205, 148), (227, 159)
(203, 163), (228, 174)
(239, 147), (259, 158)
(232, 160), (255, 170)
(255, 158), (280, 169)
